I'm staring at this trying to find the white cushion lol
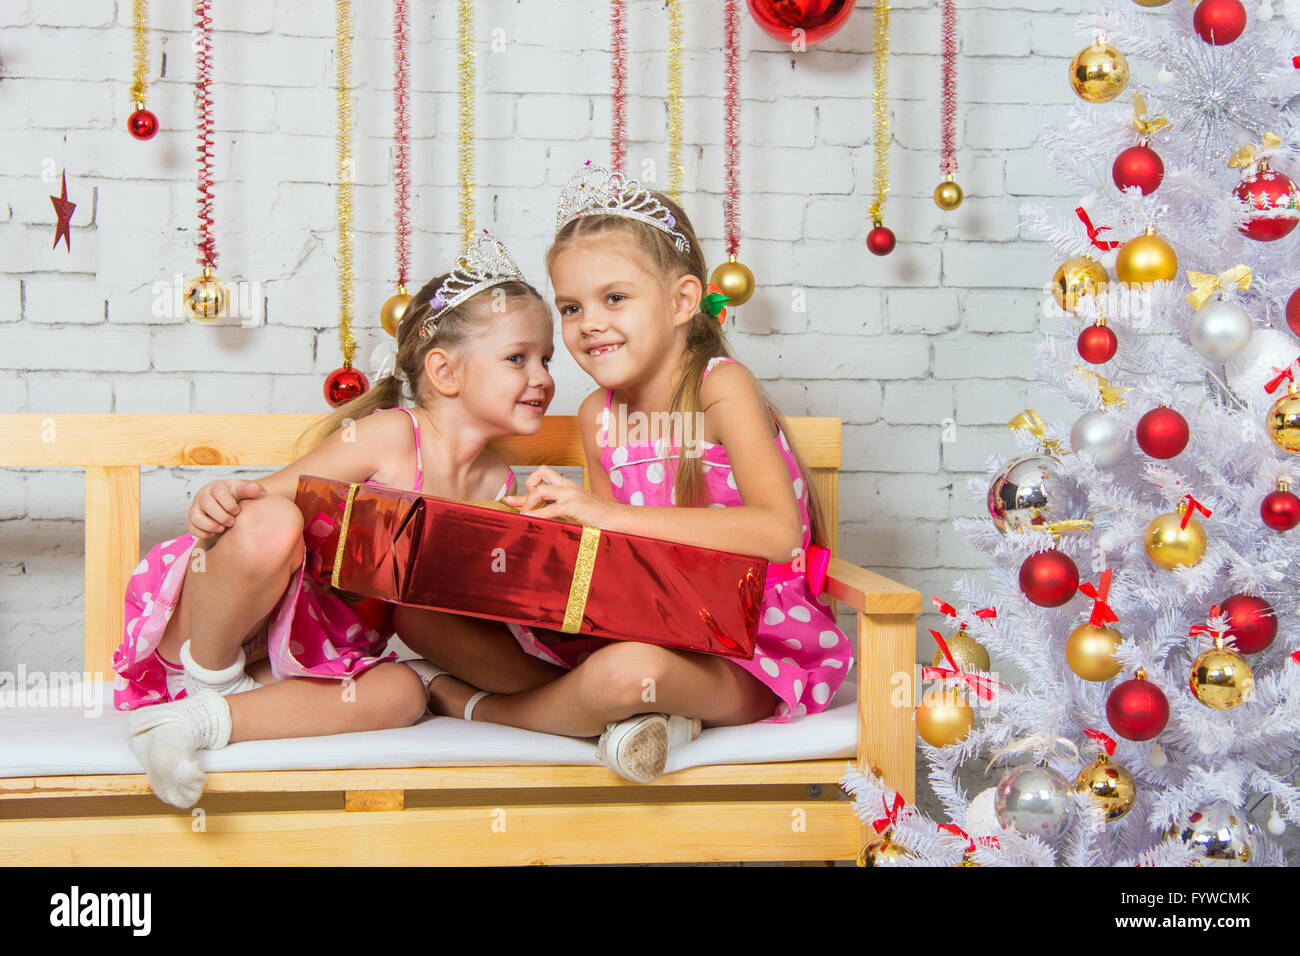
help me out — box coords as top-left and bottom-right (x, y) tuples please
(0, 680), (857, 778)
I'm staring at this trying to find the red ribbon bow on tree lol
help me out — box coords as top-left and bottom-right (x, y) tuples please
(1083, 727), (1117, 756)
(923, 630), (1008, 700)
(1075, 207), (1121, 251)
(932, 595), (997, 629)
(1179, 494), (1212, 530)
(1265, 359), (1299, 395)
(1078, 569), (1119, 627)
(1189, 604), (1225, 643)
(873, 792), (906, 834)
(937, 823), (1000, 853)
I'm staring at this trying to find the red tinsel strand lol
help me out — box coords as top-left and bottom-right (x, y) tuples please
(723, 0), (740, 255)
(939, 0), (957, 176)
(193, 0), (217, 270)
(393, 0), (411, 289)
(610, 0), (627, 175)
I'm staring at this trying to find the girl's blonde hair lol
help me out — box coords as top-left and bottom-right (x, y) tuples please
(298, 274), (548, 453)
(546, 194), (830, 553)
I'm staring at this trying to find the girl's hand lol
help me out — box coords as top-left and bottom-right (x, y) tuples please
(187, 479), (264, 539)
(501, 466), (615, 528)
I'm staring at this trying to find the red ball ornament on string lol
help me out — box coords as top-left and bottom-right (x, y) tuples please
(1261, 486), (1300, 532)
(746, 0), (853, 45)
(1192, 0), (1247, 45)
(128, 108), (159, 140)
(1221, 594), (1277, 654)
(1018, 549), (1079, 608)
(866, 223), (896, 256)
(324, 366), (369, 408)
(1077, 323), (1118, 365)
(1136, 406), (1190, 459)
(1112, 143), (1164, 195)
(1234, 164), (1300, 242)
(1286, 288), (1300, 338)
(1106, 674), (1169, 741)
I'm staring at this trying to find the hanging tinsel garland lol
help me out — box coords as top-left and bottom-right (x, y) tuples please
(707, 0), (756, 308)
(934, 0), (963, 211)
(128, 0), (158, 139)
(182, 0), (226, 320)
(378, 0), (414, 340)
(666, 0), (683, 203)
(611, 0), (628, 174)
(865, 0), (896, 256)
(458, 0), (475, 248)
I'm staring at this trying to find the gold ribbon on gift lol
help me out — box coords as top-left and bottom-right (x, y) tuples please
(1228, 132), (1283, 170)
(1185, 265), (1252, 310)
(1074, 367), (1129, 407)
(1007, 409), (1066, 458)
(1131, 93), (1169, 138)
(1045, 518), (1094, 539)
(331, 482), (361, 590)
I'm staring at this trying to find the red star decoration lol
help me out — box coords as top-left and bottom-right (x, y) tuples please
(49, 171), (76, 252)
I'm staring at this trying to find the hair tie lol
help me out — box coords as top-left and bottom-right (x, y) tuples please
(702, 283), (730, 325)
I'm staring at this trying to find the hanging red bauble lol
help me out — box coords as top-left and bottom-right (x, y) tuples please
(1112, 142), (1163, 195)
(1106, 673), (1169, 741)
(746, 0), (853, 45)
(1261, 483), (1300, 532)
(1221, 594), (1277, 654)
(1234, 162), (1300, 242)
(866, 223), (896, 256)
(1286, 288), (1300, 337)
(1136, 406), (1189, 459)
(1018, 549), (1079, 608)
(1077, 322), (1118, 364)
(1192, 0), (1247, 45)
(128, 108), (159, 140)
(324, 366), (369, 407)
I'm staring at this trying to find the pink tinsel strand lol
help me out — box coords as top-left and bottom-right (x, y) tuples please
(939, 0), (958, 177)
(194, 0), (217, 269)
(393, 0), (411, 289)
(723, 0), (740, 255)
(611, 0), (627, 175)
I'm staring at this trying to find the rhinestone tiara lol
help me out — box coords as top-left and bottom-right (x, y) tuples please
(554, 162), (691, 253)
(420, 231), (526, 338)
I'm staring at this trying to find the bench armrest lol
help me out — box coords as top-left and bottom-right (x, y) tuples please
(823, 556), (922, 616)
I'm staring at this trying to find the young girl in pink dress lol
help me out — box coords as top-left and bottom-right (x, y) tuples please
(117, 234), (554, 807)
(397, 166), (852, 782)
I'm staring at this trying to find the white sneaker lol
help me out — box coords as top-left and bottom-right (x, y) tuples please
(595, 713), (702, 783)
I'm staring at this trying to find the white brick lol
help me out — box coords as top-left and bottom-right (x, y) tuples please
(33, 0), (112, 28)
(846, 472), (955, 520)
(841, 519), (939, 567)
(805, 287), (885, 336)
(115, 377), (190, 413)
(942, 240), (1055, 288)
(942, 424), (1020, 471)
(846, 423), (942, 473)
(805, 381), (883, 425)
(25, 375), (113, 412)
(954, 380), (1032, 425)
(0, 374), (26, 410)
(193, 373), (272, 413)
(964, 103), (1048, 150)
(934, 335), (1041, 379)
(963, 289), (1042, 333)
(22, 279), (105, 325)
(152, 326), (316, 374)
(888, 289), (961, 334)
(883, 382), (956, 425)
(24, 471), (85, 520)
(0, 280), (20, 323)
(0, 327), (149, 372)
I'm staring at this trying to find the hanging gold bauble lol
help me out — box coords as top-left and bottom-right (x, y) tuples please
(184, 271), (229, 322)
(934, 176), (964, 211)
(1115, 226), (1178, 285)
(1066, 623), (1124, 682)
(1143, 506), (1207, 570)
(858, 829), (910, 867)
(1051, 255), (1109, 314)
(709, 255), (755, 307)
(380, 290), (413, 338)
(931, 627), (991, 673)
(1073, 753), (1136, 821)
(916, 687), (974, 748)
(1069, 38), (1130, 104)
(1131, 0), (1172, 6)
(1266, 390), (1300, 454)
(1190, 640), (1254, 711)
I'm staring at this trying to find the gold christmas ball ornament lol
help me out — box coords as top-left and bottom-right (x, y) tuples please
(709, 256), (755, 307)
(1115, 226), (1178, 285)
(1051, 255), (1110, 314)
(1132, 0), (1172, 6)
(1190, 640), (1254, 711)
(1074, 753), (1137, 822)
(1066, 623), (1124, 682)
(1143, 505), (1208, 570)
(1266, 390), (1300, 454)
(1172, 802), (1258, 866)
(380, 290), (413, 338)
(858, 829), (910, 867)
(934, 176), (964, 211)
(184, 272), (229, 322)
(931, 627), (991, 673)
(915, 686), (974, 748)
(1069, 37), (1130, 103)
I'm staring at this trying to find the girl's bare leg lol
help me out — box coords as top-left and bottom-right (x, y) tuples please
(392, 605), (564, 694)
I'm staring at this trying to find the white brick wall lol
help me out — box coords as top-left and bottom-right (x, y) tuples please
(1, 0), (1091, 670)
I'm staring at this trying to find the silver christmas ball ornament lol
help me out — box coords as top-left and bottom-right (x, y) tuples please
(1172, 801), (1258, 866)
(1070, 411), (1132, 468)
(1189, 298), (1254, 362)
(995, 764), (1074, 844)
(987, 455), (1086, 534)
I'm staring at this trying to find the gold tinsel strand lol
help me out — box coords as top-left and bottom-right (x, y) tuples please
(667, 0), (683, 204)
(130, 0), (149, 105)
(336, 0), (356, 366)
(459, 0), (475, 249)
(868, 0), (891, 223)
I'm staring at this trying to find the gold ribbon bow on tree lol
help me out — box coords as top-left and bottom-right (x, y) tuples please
(1131, 93), (1169, 138)
(1074, 367), (1129, 407)
(1228, 132), (1283, 171)
(1007, 409), (1066, 458)
(1185, 265), (1253, 310)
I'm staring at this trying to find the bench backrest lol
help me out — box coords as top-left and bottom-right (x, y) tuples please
(0, 414), (842, 675)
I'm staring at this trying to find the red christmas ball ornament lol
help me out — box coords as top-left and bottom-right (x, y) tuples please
(128, 108), (159, 140)
(1192, 0), (1247, 45)
(1260, 480), (1300, 532)
(1112, 143), (1164, 195)
(1018, 549), (1079, 608)
(1106, 672), (1170, 741)
(746, 0), (853, 45)
(1136, 406), (1190, 459)
(1286, 288), (1300, 338)
(1077, 322), (1118, 365)
(1234, 163), (1300, 242)
(866, 222), (896, 256)
(324, 366), (369, 407)
(1221, 594), (1277, 654)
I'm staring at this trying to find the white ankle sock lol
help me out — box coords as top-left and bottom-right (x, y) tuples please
(126, 692), (232, 809)
(181, 639), (261, 697)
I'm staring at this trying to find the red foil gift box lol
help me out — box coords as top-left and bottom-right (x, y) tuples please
(294, 474), (766, 659)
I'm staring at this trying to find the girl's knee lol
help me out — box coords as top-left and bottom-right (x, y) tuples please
(357, 662), (427, 728)
(574, 642), (671, 713)
(219, 496), (304, 577)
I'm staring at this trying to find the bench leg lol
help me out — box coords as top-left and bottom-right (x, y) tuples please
(855, 611), (916, 860)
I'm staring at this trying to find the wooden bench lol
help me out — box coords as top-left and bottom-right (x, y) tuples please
(0, 413), (919, 865)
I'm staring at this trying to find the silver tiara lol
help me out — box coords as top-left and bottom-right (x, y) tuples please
(420, 231), (526, 338)
(555, 162), (691, 253)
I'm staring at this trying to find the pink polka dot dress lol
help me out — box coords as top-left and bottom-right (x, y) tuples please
(507, 357), (853, 722)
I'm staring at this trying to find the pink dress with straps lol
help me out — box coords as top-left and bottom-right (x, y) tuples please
(506, 357), (853, 722)
(113, 407), (514, 711)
